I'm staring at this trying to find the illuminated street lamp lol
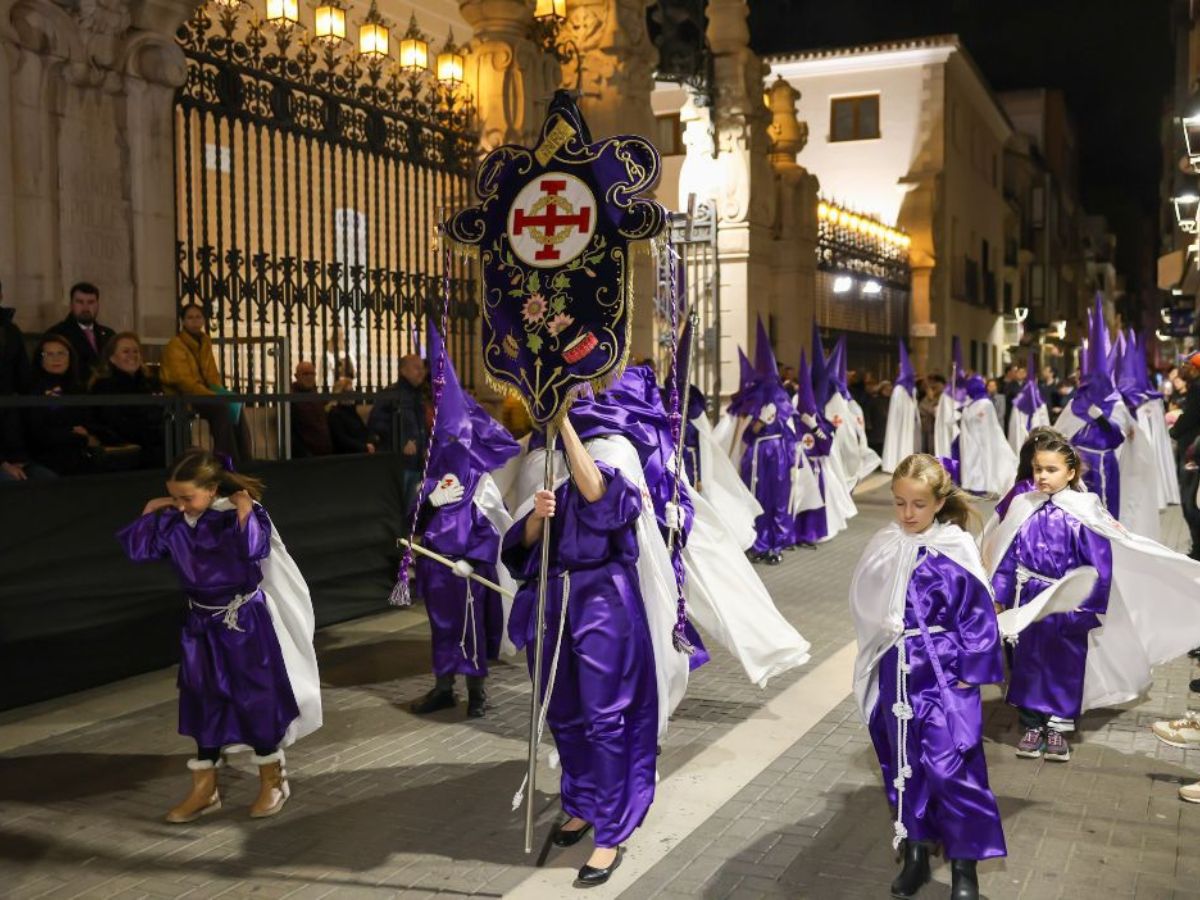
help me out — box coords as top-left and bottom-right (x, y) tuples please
(359, 1), (390, 58)
(534, 0), (567, 21)
(1174, 192), (1200, 234)
(1183, 87), (1200, 168)
(436, 30), (464, 85)
(266, 0), (299, 26)
(399, 14), (429, 73)
(314, 1), (347, 43)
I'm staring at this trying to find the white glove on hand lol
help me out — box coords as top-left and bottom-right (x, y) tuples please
(664, 501), (684, 531)
(452, 559), (474, 578)
(428, 473), (465, 507)
(800, 412), (817, 429)
(1087, 404), (1104, 421)
(758, 403), (777, 426)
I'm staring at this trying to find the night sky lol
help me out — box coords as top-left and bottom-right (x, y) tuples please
(749, 0), (1175, 294)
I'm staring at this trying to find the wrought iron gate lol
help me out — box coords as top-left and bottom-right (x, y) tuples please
(174, 2), (479, 392)
(659, 201), (720, 406)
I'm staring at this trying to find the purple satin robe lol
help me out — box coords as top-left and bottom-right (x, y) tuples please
(868, 549), (1007, 860)
(741, 419), (796, 554)
(415, 472), (504, 678)
(118, 506), (299, 751)
(1071, 419), (1124, 516)
(503, 462), (658, 848)
(994, 478), (1035, 521)
(992, 499), (1113, 718)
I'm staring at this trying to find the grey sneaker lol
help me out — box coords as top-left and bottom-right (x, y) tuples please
(1016, 727), (1045, 758)
(1044, 728), (1071, 761)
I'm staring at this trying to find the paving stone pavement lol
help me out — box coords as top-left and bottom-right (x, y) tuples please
(2, 482), (1200, 900)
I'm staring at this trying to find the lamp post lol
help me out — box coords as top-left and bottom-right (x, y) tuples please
(533, 0), (582, 91)
(1174, 192), (1200, 234)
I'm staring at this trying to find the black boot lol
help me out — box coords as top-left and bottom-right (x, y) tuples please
(466, 676), (488, 718)
(950, 859), (978, 900)
(411, 676), (456, 715)
(890, 841), (931, 898)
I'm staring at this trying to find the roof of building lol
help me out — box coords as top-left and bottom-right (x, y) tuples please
(765, 34), (960, 64)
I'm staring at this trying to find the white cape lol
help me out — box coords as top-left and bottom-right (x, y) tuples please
(981, 489), (1200, 711)
(819, 448), (858, 538)
(695, 411), (762, 550)
(472, 473), (519, 658)
(684, 484), (811, 686)
(714, 411), (750, 470)
(934, 391), (958, 460)
(847, 397), (883, 481)
(881, 386), (921, 474)
(849, 521), (993, 723)
(509, 435), (689, 741)
(1056, 400), (1161, 540)
(1007, 404), (1050, 454)
(1140, 398), (1180, 506)
(958, 397), (1017, 496)
(826, 393), (863, 489)
(211, 498), (323, 748)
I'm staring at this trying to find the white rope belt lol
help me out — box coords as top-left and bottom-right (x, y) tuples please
(1007, 564), (1060, 646)
(188, 593), (254, 632)
(459, 578), (479, 668)
(891, 624), (947, 848)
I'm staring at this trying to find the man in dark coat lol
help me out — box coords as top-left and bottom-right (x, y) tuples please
(289, 360), (333, 457)
(0, 283), (53, 482)
(46, 282), (115, 380)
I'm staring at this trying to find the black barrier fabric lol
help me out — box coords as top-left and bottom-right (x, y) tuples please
(0, 454), (408, 710)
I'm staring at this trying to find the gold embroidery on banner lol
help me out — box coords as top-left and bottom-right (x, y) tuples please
(535, 118), (577, 167)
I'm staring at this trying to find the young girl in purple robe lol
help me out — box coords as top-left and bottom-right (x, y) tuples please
(850, 454), (1005, 900)
(503, 414), (658, 888)
(988, 436), (1113, 762)
(119, 450), (321, 824)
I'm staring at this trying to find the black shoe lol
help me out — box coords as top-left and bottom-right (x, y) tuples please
(950, 859), (979, 900)
(766, 552), (783, 565)
(575, 847), (624, 888)
(890, 840), (931, 898)
(552, 820), (593, 848)
(467, 688), (488, 718)
(1190, 678), (1200, 694)
(1189, 647), (1200, 659)
(410, 687), (456, 715)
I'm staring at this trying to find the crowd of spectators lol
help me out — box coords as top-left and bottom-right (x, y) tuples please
(0, 281), (436, 485)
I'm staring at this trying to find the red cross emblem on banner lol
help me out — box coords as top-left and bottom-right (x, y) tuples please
(508, 172), (597, 268)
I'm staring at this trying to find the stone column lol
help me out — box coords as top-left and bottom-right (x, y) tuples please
(0, 0), (195, 337)
(458, 0), (560, 151)
(765, 75), (817, 368)
(705, 0), (775, 395)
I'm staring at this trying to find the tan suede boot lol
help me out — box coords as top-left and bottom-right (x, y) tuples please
(249, 750), (290, 819)
(165, 759), (222, 824)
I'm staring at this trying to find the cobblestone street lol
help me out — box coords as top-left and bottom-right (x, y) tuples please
(4, 480), (1200, 899)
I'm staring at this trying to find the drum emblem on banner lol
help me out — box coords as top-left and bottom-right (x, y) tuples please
(509, 174), (596, 268)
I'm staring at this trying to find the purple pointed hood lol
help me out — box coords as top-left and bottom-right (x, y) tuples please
(727, 346), (760, 416)
(1117, 328), (1156, 409)
(812, 322), (833, 406)
(1013, 351), (1045, 416)
(950, 336), (967, 401)
(829, 336), (850, 400)
(753, 316), (779, 384)
(964, 374), (988, 401)
(427, 319), (519, 476)
(748, 316), (795, 419)
(1071, 294), (1119, 416)
(794, 350), (819, 418)
(896, 339), (916, 393)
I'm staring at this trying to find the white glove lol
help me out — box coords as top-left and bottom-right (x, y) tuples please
(452, 559), (474, 578)
(800, 412), (817, 429)
(428, 473), (465, 507)
(1087, 404), (1104, 421)
(758, 403), (777, 426)
(664, 501), (684, 531)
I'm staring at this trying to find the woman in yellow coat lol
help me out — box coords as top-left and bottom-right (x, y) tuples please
(161, 304), (252, 463)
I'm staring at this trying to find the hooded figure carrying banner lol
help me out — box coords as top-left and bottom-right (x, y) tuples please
(409, 320), (520, 720)
(741, 318), (799, 564)
(444, 91), (676, 885)
(828, 335), (882, 483)
(881, 339), (922, 474)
